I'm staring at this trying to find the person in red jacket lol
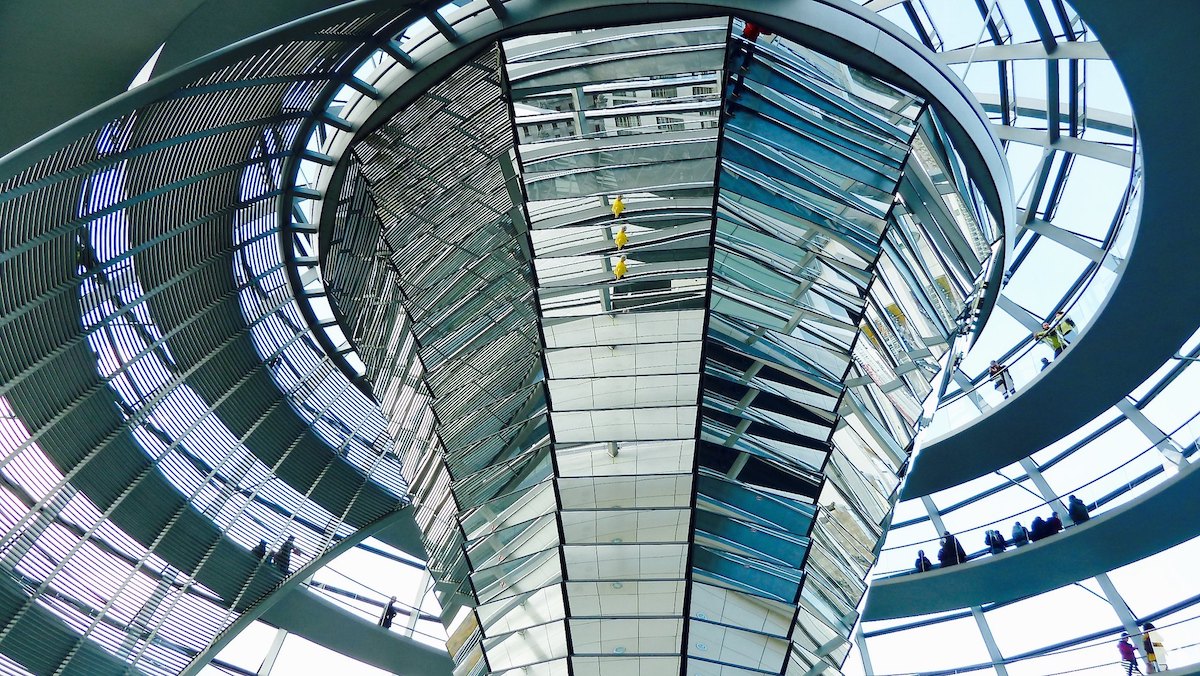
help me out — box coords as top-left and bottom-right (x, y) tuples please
(1118, 633), (1141, 675)
(742, 22), (771, 43)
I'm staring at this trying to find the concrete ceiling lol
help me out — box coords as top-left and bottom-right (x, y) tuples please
(0, 0), (361, 156)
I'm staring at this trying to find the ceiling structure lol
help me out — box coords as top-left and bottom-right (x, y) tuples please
(0, 1), (1194, 676)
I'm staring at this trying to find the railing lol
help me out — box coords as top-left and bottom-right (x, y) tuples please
(303, 569), (448, 646)
(919, 137), (1143, 439)
(864, 609), (1200, 676)
(873, 408), (1199, 578)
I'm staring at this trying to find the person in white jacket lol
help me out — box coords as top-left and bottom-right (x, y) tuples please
(1142, 622), (1168, 672)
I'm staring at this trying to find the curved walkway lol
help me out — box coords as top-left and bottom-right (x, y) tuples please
(0, 569), (128, 676)
(260, 587), (452, 676)
(865, 457), (1200, 621)
(183, 505), (433, 674)
(901, 0), (1200, 498)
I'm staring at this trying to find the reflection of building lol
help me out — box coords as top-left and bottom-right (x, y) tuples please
(328, 22), (1000, 673)
(0, 1), (1189, 675)
(514, 75), (722, 144)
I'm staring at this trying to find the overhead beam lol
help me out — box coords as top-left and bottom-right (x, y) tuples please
(940, 40), (1106, 63)
(975, 93), (1133, 136)
(1024, 0), (1059, 53)
(993, 123), (1134, 167)
(1046, 60), (1061, 142)
(1021, 217), (1109, 265)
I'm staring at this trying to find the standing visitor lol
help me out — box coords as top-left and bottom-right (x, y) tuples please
(1142, 623), (1167, 672)
(379, 596), (399, 629)
(937, 531), (967, 567)
(989, 360), (1016, 399)
(1068, 495), (1091, 525)
(1035, 310), (1076, 358)
(984, 529), (1007, 555)
(914, 550), (933, 573)
(275, 535), (295, 574)
(1046, 512), (1064, 536)
(1011, 521), (1030, 547)
(1118, 633), (1141, 675)
(1029, 516), (1047, 542)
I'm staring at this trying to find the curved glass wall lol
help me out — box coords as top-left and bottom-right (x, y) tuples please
(312, 11), (1007, 675)
(883, 0), (1140, 440)
(0, 10), (441, 676)
(844, 3), (1192, 675)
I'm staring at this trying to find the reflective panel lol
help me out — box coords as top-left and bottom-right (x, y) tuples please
(323, 16), (1001, 675)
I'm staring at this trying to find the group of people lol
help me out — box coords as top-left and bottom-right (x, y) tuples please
(1020, 511), (1064, 543)
(1036, 310), (1076, 358)
(1118, 623), (1169, 674)
(914, 531), (967, 571)
(251, 535), (298, 574)
(984, 312), (1080, 401)
(987, 311), (1077, 400)
(914, 496), (1092, 572)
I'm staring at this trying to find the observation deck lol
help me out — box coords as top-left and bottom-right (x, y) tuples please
(867, 458), (1200, 620)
